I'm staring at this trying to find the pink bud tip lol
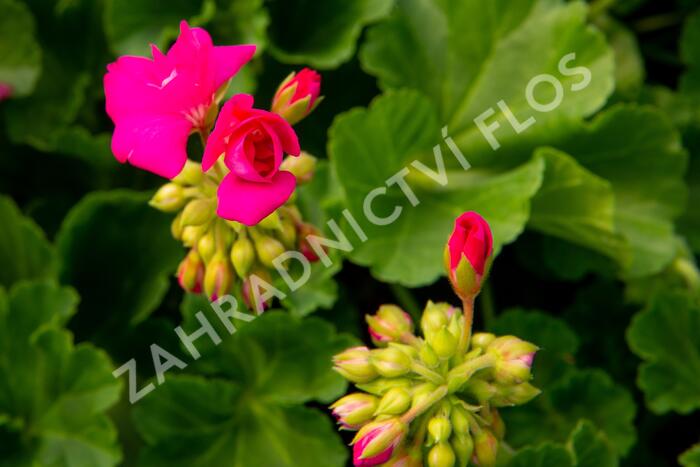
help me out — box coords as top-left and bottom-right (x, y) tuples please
(448, 211), (493, 275)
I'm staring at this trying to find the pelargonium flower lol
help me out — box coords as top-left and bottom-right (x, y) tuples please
(104, 21), (255, 178)
(444, 211), (493, 300)
(202, 93), (300, 225)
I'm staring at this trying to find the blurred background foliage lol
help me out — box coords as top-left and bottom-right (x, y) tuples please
(1, 0), (700, 465)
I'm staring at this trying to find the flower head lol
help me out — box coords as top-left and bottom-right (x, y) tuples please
(444, 212), (493, 299)
(202, 94), (300, 225)
(272, 68), (323, 125)
(104, 21), (255, 178)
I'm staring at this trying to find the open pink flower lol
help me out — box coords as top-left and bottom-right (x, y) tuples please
(202, 94), (300, 225)
(104, 21), (255, 179)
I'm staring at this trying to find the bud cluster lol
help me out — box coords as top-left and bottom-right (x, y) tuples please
(150, 155), (320, 309)
(331, 301), (539, 467)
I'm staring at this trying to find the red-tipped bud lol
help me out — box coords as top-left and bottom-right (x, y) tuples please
(177, 249), (204, 293)
(0, 83), (12, 102)
(333, 346), (378, 383)
(297, 222), (323, 262)
(444, 212), (493, 300)
(487, 336), (538, 384)
(331, 393), (378, 430)
(473, 429), (498, 467)
(366, 305), (414, 346)
(272, 68), (322, 125)
(203, 252), (234, 300)
(352, 418), (406, 466)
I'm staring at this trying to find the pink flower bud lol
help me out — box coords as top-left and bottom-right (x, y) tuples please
(241, 268), (273, 312)
(366, 304), (414, 346)
(487, 336), (538, 384)
(177, 249), (204, 293)
(444, 212), (493, 300)
(352, 419), (406, 466)
(272, 68), (322, 125)
(203, 252), (235, 300)
(333, 346), (378, 383)
(331, 393), (378, 430)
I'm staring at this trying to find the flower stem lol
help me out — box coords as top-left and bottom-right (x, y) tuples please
(400, 386), (448, 424)
(411, 361), (445, 385)
(457, 298), (474, 358)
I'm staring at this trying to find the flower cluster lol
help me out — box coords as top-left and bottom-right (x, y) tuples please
(330, 212), (540, 467)
(104, 21), (324, 306)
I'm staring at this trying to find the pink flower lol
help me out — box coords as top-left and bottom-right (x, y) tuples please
(444, 212), (493, 299)
(104, 21), (255, 179)
(271, 68), (322, 125)
(202, 94), (300, 225)
(352, 419), (406, 466)
(0, 83), (12, 102)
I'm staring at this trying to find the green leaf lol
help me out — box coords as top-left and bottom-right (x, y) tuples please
(489, 308), (579, 387)
(266, 0), (393, 68)
(529, 148), (627, 266)
(134, 312), (355, 466)
(360, 0), (614, 164)
(330, 90), (544, 286)
(681, 443), (700, 467)
(0, 195), (57, 288)
(681, 11), (700, 95)
(56, 190), (182, 341)
(627, 290), (700, 414)
(557, 105), (688, 278)
(104, 0), (213, 56)
(0, 281), (122, 467)
(509, 443), (573, 467)
(593, 14), (644, 101)
(503, 369), (636, 455)
(0, 0), (41, 97)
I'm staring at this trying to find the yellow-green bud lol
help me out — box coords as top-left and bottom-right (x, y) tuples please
(474, 429), (498, 467)
(177, 249), (204, 293)
(375, 387), (411, 416)
(450, 405), (471, 435)
(451, 434), (474, 467)
(180, 198), (215, 227)
(471, 332), (496, 349)
(279, 217), (297, 249)
(203, 252), (234, 300)
(172, 159), (203, 186)
(370, 347), (412, 378)
(254, 235), (286, 268)
(331, 393), (378, 430)
(428, 442), (456, 467)
(366, 305), (414, 346)
(489, 409), (505, 439)
(420, 343), (440, 368)
(230, 235), (256, 277)
(171, 212), (184, 239)
(150, 183), (186, 212)
(257, 211), (282, 230)
(181, 224), (208, 248)
(280, 151), (317, 184)
(197, 231), (216, 263)
(487, 336), (538, 384)
(356, 378), (412, 396)
(491, 382), (541, 407)
(428, 416), (452, 443)
(431, 327), (458, 360)
(333, 346), (378, 383)
(411, 383), (438, 410)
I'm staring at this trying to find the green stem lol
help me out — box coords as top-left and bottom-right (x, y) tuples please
(457, 298), (474, 358)
(400, 386), (448, 424)
(390, 284), (421, 323)
(411, 361), (445, 385)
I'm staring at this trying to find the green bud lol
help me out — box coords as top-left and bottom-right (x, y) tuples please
(366, 304), (414, 346)
(230, 235), (255, 277)
(428, 442), (456, 467)
(280, 151), (317, 184)
(356, 378), (412, 396)
(171, 212), (184, 239)
(450, 405), (471, 435)
(177, 249), (204, 292)
(278, 217), (297, 249)
(333, 346), (378, 383)
(473, 429), (498, 467)
(421, 301), (450, 337)
(197, 231), (216, 263)
(370, 347), (412, 378)
(463, 378), (497, 403)
(331, 393), (378, 429)
(254, 235), (286, 268)
(420, 343), (440, 368)
(257, 211), (282, 230)
(451, 434), (474, 467)
(181, 198), (215, 227)
(428, 416), (452, 443)
(430, 327), (458, 360)
(150, 183), (187, 212)
(489, 409), (505, 439)
(181, 224), (208, 248)
(172, 159), (203, 186)
(491, 382), (541, 407)
(203, 252), (235, 300)
(471, 332), (496, 349)
(375, 387), (411, 416)
(411, 382), (438, 410)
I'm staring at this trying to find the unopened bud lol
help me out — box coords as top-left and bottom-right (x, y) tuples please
(489, 409), (505, 439)
(471, 332), (496, 349)
(428, 442), (456, 467)
(462, 379), (498, 403)
(197, 231), (216, 263)
(366, 304), (414, 346)
(280, 151), (317, 184)
(451, 434), (474, 467)
(450, 405), (471, 435)
(254, 235), (286, 268)
(171, 212), (184, 239)
(428, 416), (452, 443)
(331, 393), (377, 430)
(444, 212), (493, 301)
(181, 198), (215, 227)
(150, 183), (186, 212)
(333, 346), (378, 383)
(419, 344), (440, 368)
(473, 429), (498, 467)
(279, 217), (297, 249)
(375, 387), (411, 416)
(487, 336), (538, 384)
(230, 235), (255, 277)
(491, 382), (541, 407)
(411, 383), (438, 410)
(172, 159), (203, 186)
(203, 252), (234, 300)
(258, 211), (282, 230)
(177, 249), (204, 293)
(421, 301), (451, 338)
(297, 222), (323, 262)
(271, 68), (322, 126)
(241, 267), (273, 312)
(356, 378), (412, 396)
(430, 327), (458, 360)
(370, 347), (412, 378)
(181, 224), (208, 248)
(352, 418), (406, 466)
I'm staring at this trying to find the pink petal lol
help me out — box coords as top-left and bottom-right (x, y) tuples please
(201, 94), (256, 171)
(211, 44), (256, 89)
(111, 114), (192, 179)
(216, 171), (296, 226)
